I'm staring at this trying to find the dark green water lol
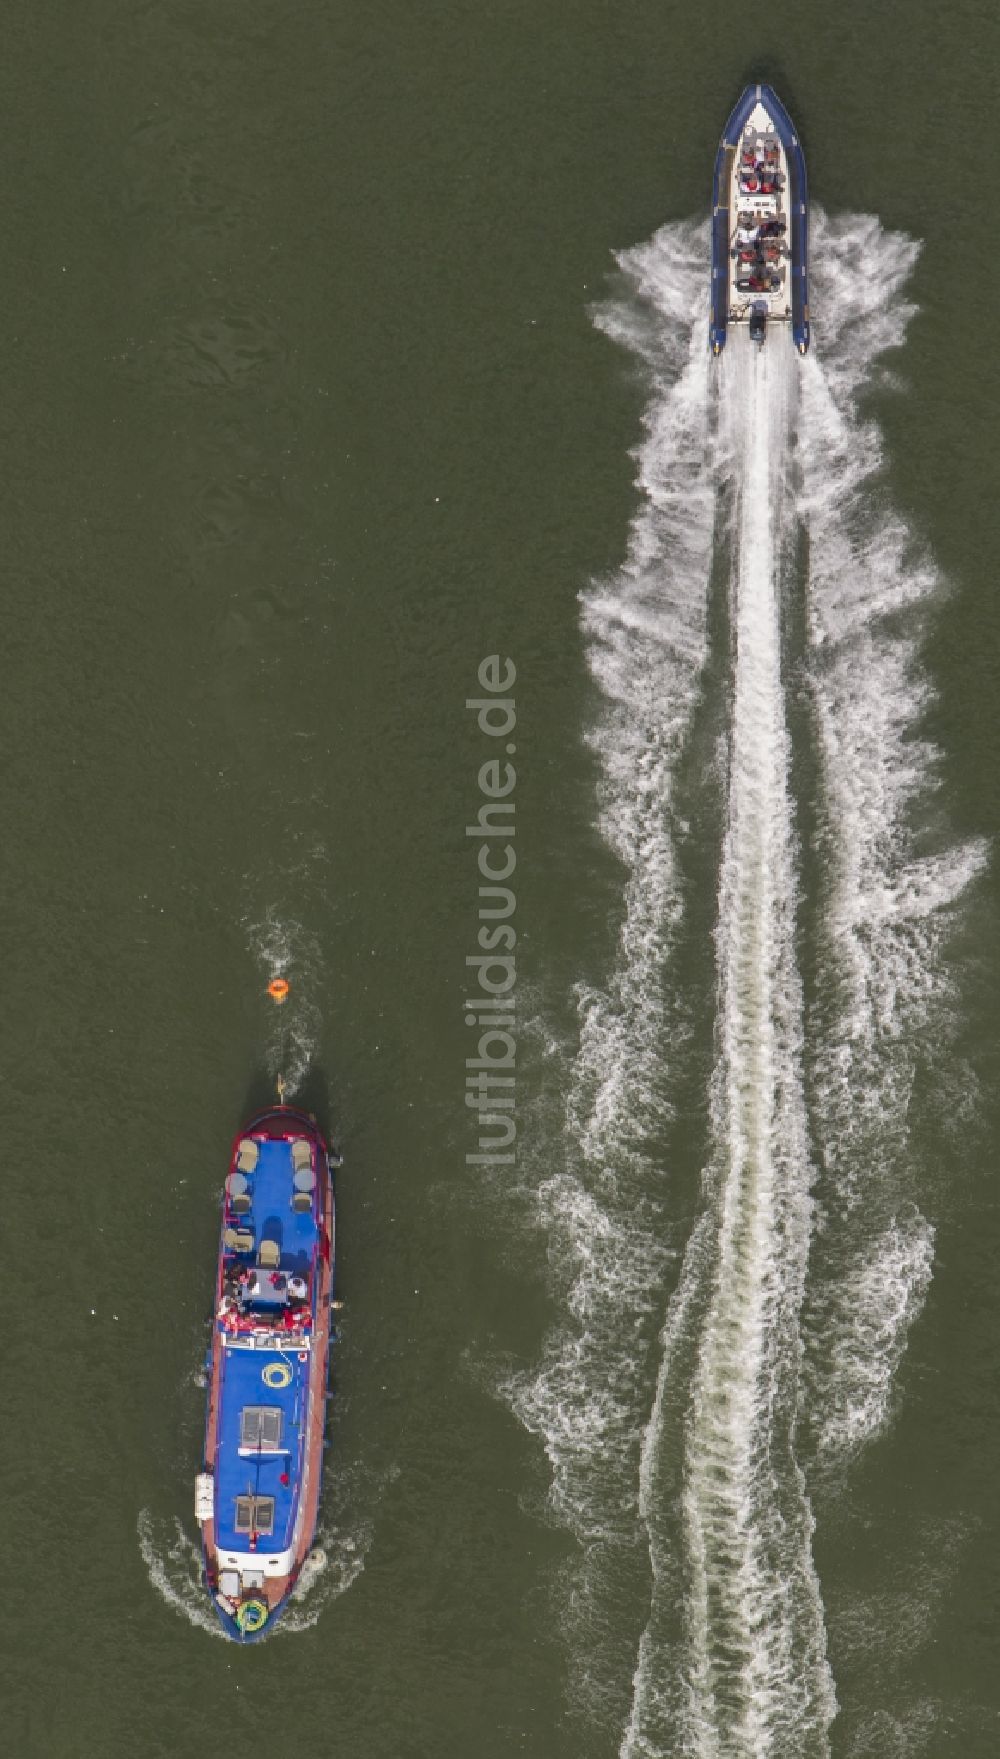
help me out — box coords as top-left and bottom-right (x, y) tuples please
(3, 4), (1000, 1756)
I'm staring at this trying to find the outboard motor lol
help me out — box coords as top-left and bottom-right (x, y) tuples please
(749, 300), (768, 346)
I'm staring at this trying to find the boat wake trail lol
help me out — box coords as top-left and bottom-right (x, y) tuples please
(626, 327), (835, 1759)
(137, 1472), (374, 1639)
(245, 906), (323, 1097)
(500, 211), (982, 1756)
(500, 222), (717, 1720)
(137, 1509), (228, 1639)
(794, 212), (986, 1470)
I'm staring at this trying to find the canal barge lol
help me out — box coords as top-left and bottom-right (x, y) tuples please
(195, 1101), (337, 1641)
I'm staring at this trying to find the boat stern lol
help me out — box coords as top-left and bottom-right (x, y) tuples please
(209, 1578), (293, 1644)
(199, 1512), (297, 1642)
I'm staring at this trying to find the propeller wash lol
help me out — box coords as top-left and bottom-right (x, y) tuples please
(501, 209), (985, 1759)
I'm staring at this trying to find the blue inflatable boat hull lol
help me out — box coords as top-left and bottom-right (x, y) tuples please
(710, 84), (809, 355)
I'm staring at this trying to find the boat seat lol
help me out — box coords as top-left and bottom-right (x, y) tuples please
(232, 1229), (255, 1254)
(258, 1239), (281, 1270)
(236, 1140), (259, 1174)
(230, 1193), (252, 1216)
(292, 1192), (312, 1214)
(291, 1140), (313, 1170)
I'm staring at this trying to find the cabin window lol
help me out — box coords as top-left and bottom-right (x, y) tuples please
(234, 1495), (275, 1536)
(240, 1406), (283, 1452)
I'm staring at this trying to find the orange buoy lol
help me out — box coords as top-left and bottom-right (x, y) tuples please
(267, 977), (290, 1004)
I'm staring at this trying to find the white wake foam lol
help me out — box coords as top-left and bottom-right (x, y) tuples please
(498, 224), (718, 1724)
(577, 220), (717, 1163)
(245, 906), (323, 1096)
(812, 1213), (935, 1462)
(504, 224), (715, 1562)
(274, 1514), (373, 1634)
(797, 211), (986, 1461)
(137, 1494), (372, 1640)
(137, 1509), (227, 1639)
(497, 208), (982, 1755)
(626, 333), (834, 1759)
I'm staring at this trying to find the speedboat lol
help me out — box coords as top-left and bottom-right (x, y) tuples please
(710, 83), (809, 355)
(195, 1101), (339, 1641)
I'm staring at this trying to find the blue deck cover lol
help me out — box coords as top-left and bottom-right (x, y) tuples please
(214, 1138), (319, 1555)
